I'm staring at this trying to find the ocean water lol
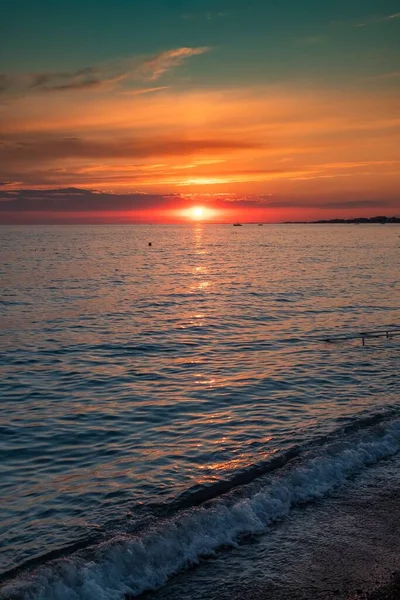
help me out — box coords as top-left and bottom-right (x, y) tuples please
(0, 223), (399, 599)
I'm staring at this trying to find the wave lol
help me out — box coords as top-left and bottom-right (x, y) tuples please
(2, 415), (400, 600)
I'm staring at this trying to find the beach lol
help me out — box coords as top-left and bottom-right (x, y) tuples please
(141, 453), (400, 600)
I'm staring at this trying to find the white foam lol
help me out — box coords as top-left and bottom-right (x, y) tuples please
(4, 420), (400, 600)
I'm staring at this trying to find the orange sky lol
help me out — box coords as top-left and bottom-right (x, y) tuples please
(2, 84), (399, 222)
(1, 9), (400, 223)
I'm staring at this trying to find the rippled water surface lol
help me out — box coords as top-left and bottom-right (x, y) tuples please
(0, 224), (399, 577)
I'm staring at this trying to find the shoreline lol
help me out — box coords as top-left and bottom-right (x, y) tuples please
(141, 453), (400, 600)
(2, 431), (400, 600)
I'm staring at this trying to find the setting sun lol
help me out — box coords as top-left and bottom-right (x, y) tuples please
(191, 206), (206, 220)
(183, 206), (215, 221)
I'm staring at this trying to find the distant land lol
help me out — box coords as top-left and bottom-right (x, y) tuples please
(283, 216), (400, 224)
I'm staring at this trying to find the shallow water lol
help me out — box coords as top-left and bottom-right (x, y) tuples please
(0, 223), (399, 593)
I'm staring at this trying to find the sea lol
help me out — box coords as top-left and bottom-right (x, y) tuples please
(0, 223), (399, 599)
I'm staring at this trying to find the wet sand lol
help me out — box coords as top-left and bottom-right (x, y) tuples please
(366, 574), (400, 600)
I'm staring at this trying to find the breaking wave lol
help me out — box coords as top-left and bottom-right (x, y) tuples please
(2, 417), (400, 600)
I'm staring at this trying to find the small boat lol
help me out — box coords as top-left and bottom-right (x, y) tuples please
(258, 223), (263, 226)
(233, 223), (242, 226)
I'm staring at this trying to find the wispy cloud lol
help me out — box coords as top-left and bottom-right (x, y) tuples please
(138, 47), (210, 81)
(119, 86), (170, 96)
(356, 11), (400, 27)
(1, 85), (399, 198)
(0, 180), (21, 187)
(0, 135), (258, 165)
(314, 160), (399, 169)
(0, 47), (210, 96)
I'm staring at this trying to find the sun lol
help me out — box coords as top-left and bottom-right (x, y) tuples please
(179, 205), (218, 221)
(190, 206), (206, 220)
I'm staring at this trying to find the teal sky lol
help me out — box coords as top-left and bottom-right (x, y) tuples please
(1, 0), (400, 81)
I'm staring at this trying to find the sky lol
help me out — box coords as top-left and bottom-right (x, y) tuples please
(1, 0), (399, 223)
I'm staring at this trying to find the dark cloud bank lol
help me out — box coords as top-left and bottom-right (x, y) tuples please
(0, 187), (397, 223)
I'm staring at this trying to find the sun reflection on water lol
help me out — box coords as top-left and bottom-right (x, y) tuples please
(190, 225), (212, 293)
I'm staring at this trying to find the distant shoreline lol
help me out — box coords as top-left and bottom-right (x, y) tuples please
(1, 216), (399, 226)
(283, 216), (400, 224)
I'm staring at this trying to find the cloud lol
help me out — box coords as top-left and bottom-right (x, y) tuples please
(0, 180), (21, 187)
(355, 11), (400, 27)
(313, 160), (399, 170)
(1, 84), (399, 198)
(0, 187), (169, 212)
(0, 47), (210, 96)
(310, 199), (393, 209)
(0, 188), (397, 224)
(0, 135), (260, 166)
(139, 47), (210, 81)
(0, 67), (122, 95)
(0, 188), (208, 220)
(119, 86), (170, 96)
(383, 12), (400, 20)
